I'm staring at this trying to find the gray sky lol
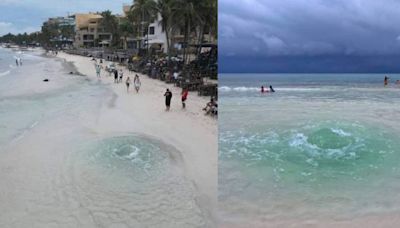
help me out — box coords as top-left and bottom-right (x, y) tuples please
(0, 0), (130, 35)
(219, 0), (400, 70)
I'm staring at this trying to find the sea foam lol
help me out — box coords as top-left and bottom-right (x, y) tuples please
(0, 70), (10, 77)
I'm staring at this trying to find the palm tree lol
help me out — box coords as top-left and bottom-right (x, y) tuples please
(154, 0), (175, 65)
(100, 10), (119, 48)
(119, 20), (135, 49)
(194, 0), (217, 60)
(210, 0), (217, 41)
(171, 0), (202, 65)
(130, 0), (157, 54)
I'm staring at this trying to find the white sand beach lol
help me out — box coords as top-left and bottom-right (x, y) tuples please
(57, 51), (218, 213)
(0, 48), (217, 227)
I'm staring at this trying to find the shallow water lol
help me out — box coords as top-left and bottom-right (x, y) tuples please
(0, 48), (208, 227)
(219, 73), (400, 224)
(67, 135), (207, 227)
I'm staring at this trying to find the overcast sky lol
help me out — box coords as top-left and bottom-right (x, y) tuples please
(0, 0), (129, 36)
(219, 0), (400, 73)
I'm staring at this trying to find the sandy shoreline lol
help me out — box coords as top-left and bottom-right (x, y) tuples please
(57, 52), (218, 222)
(219, 212), (400, 228)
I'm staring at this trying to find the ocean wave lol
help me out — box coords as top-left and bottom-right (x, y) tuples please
(219, 86), (321, 92)
(0, 70), (10, 77)
(219, 86), (259, 92)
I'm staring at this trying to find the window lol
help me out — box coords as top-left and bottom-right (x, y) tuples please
(149, 26), (155, 35)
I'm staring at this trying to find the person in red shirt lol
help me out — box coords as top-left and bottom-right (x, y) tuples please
(181, 88), (189, 108)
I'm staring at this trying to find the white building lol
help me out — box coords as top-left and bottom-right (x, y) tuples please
(122, 2), (215, 53)
(122, 4), (167, 53)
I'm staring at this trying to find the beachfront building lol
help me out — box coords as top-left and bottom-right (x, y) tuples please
(41, 16), (75, 48)
(120, 4), (167, 53)
(45, 16), (75, 27)
(73, 13), (112, 48)
(120, 3), (216, 55)
(142, 14), (168, 53)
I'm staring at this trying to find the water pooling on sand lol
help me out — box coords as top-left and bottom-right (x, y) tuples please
(219, 74), (400, 225)
(68, 135), (207, 227)
(0, 48), (208, 227)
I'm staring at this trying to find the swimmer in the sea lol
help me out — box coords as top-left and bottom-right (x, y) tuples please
(269, 85), (275, 92)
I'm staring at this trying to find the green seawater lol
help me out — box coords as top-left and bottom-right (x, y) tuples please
(220, 121), (400, 187)
(219, 73), (400, 222)
(71, 135), (209, 227)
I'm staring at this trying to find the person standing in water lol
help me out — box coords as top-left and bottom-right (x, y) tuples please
(261, 85), (265, 93)
(125, 77), (131, 93)
(15, 59), (19, 66)
(19, 58), (22, 66)
(384, 76), (389, 87)
(164, 89), (173, 111)
(134, 75), (141, 93)
(269, 85), (275, 92)
(181, 88), (189, 109)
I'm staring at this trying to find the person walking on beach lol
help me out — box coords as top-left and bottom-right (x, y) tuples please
(114, 69), (118, 83)
(95, 64), (101, 78)
(181, 88), (189, 108)
(15, 58), (19, 66)
(119, 69), (124, 83)
(134, 75), (141, 93)
(173, 71), (179, 83)
(125, 77), (131, 93)
(384, 76), (389, 87)
(164, 89), (173, 111)
(19, 58), (22, 66)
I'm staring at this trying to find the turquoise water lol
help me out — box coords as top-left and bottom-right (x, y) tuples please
(219, 73), (400, 224)
(88, 136), (171, 181)
(70, 135), (207, 227)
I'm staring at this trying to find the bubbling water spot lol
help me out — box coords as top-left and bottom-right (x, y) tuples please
(220, 121), (400, 185)
(71, 135), (209, 227)
(85, 135), (174, 182)
(307, 128), (354, 150)
(289, 127), (360, 161)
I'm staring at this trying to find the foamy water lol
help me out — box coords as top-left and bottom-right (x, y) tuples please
(219, 73), (400, 226)
(0, 48), (208, 227)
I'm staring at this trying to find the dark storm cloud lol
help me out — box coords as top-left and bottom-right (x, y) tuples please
(219, 0), (400, 72)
